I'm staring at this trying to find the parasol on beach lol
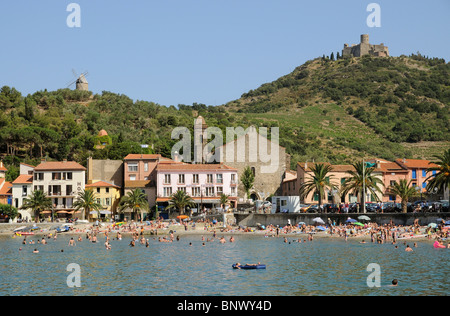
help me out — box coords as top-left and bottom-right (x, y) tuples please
(353, 222), (364, 227)
(312, 218), (325, 224)
(346, 218), (357, 223)
(358, 215), (371, 221)
(177, 215), (189, 220)
(316, 226), (326, 231)
(428, 223), (437, 228)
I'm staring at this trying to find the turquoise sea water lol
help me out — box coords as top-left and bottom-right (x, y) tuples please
(0, 234), (448, 296)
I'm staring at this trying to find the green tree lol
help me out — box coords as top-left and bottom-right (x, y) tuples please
(241, 166), (255, 200)
(341, 161), (384, 213)
(73, 189), (102, 221)
(220, 194), (230, 209)
(119, 189), (149, 221)
(0, 203), (18, 221)
(387, 179), (417, 213)
(165, 189), (195, 215)
(425, 148), (450, 195)
(298, 163), (337, 212)
(21, 190), (52, 222)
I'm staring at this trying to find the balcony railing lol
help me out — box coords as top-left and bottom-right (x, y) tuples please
(48, 192), (76, 197)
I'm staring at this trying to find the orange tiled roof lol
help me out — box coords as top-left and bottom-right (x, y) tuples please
(86, 181), (120, 189)
(377, 162), (408, 173)
(297, 162), (355, 173)
(124, 180), (151, 188)
(0, 181), (12, 195)
(156, 163), (237, 172)
(34, 161), (86, 171)
(395, 159), (439, 169)
(20, 163), (35, 168)
(124, 154), (162, 160)
(98, 129), (108, 137)
(12, 174), (33, 184)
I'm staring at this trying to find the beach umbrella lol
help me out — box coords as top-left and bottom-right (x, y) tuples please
(313, 218), (325, 224)
(428, 223), (437, 228)
(353, 222), (364, 227)
(346, 218), (357, 223)
(358, 215), (371, 221)
(298, 222), (306, 225)
(316, 226), (326, 231)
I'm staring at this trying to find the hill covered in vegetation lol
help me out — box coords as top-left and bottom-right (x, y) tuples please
(0, 53), (448, 179)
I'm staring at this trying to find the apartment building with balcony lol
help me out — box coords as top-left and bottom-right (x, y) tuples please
(155, 163), (238, 212)
(31, 160), (86, 218)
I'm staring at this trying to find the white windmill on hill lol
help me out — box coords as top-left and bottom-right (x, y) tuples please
(67, 69), (89, 91)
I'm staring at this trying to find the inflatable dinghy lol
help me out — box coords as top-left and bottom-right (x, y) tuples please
(232, 264), (266, 269)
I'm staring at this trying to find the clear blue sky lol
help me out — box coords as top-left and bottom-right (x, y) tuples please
(1, 0), (449, 106)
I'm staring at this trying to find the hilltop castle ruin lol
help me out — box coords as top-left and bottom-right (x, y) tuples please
(342, 34), (389, 58)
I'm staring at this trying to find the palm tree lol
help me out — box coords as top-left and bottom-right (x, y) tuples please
(73, 189), (102, 221)
(341, 161), (384, 213)
(298, 163), (338, 212)
(241, 166), (255, 201)
(119, 189), (149, 221)
(21, 190), (52, 222)
(387, 179), (417, 213)
(425, 148), (450, 195)
(220, 194), (230, 210)
(165, 189), (195, 215)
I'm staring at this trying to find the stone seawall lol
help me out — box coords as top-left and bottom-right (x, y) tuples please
(234, 212), (450, 227)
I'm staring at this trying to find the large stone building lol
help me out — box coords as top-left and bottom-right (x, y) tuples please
(215, 125), (290, 202)
(342, 34), (389, 58)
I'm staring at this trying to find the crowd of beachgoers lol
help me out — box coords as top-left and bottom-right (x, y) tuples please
(10, 215), (450, 253)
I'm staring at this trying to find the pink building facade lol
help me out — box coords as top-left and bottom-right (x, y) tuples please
(155, 163), (238, 211)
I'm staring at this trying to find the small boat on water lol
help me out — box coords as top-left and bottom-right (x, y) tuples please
(14, 226), (36, 236)
(15, 232), (35, 236)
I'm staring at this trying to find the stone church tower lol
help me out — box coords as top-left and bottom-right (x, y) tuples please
(193, 116), (208, 164)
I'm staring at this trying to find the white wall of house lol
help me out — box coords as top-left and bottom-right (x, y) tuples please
(32, 170), (85, 210)
(12, 183), (32, 220)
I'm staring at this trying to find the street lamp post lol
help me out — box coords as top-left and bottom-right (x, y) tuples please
(362, 159), (366, 214)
